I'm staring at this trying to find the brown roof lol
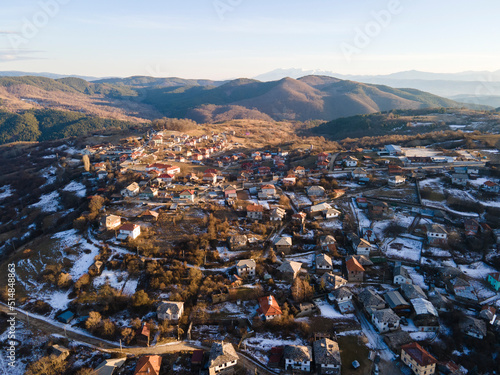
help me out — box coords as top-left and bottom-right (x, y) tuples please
(402, 342), (437, 367)
(346, 257), (365, 272)
(247, 204), (264, 212)
(119, 223), (139, 232)
(133, 355), (162, 375)
(489, 272), (500, 282)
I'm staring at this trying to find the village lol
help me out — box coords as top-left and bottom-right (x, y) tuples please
(3, 125), (500, 375)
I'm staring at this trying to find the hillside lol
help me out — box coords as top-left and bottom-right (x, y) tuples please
(310, 108), (500, 140)
(142, 75), (474, 121)
(0, 74), (488, 125)
(0, 108), (136, 144)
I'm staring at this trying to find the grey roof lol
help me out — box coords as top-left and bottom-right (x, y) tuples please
(372, 308), (400, 324)
(461, 316), (487, 337)
(348, 255), (373, 266)
(313, 338), (341, 366)
(426, 223), (448, 234)
(394, 265), (410, 280)
(93, 358), (127, 375)
(283, 345), (312, 362)
(452, 173), (469, 180)
(410, 298), (438, 317)
(332, 287), (353, 300)
(278, 260), (302, 274)
(319, 235), (336, 244)
(321, 273), (347, 288)
(157, 301), (184, 317)
(208, 342), (238, 369)
(428, 289), (450, 308)
(275, 236), (293, 246)
(316, 253), (333, 268)
(401, 284), (427, 300)
(358, 288), (386, 308)
(384, 291), (410, 308)
(236, 259), (256, 269)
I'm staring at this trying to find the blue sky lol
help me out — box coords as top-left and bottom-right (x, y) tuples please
(0, 0), (499, 79)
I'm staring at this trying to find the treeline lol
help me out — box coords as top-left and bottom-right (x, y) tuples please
(151, 117), (198, 132)
(0, 108), (136, 144)
(0, 76), (138, 98)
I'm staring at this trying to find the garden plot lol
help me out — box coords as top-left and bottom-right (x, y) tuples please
(216, 246), (249, 261)
(285, 251), (315, 267)
(93, 270), (138, 295)
(316, 300), (355, 320)
(382, 237), (423, 262)
(243, 332), (306, 364)
(420, 178), (445, 194)
(205, 301), (257, 320)
(320, 219), (343, 230)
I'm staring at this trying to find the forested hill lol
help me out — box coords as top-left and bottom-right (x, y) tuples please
(0, 109), (136, 144)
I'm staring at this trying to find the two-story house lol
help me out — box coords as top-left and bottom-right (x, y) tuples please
(401, 342), (437, 375)
(236, 259), (256, 278)
(313, 338), (341, 375)
(284, 345), (313, 372)
(157, 301), (184, 321)
(207, 342), (238, 375)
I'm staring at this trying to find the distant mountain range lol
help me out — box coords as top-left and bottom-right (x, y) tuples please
(254, 69), (500, 99)
(0, 74), (490, 125)
(0, 71), (103, 82)
(4, 69), (500, 103)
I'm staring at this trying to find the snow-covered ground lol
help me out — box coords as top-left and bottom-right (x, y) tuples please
(93, 270), (129, 291)
(31, 191), (61, 212)
(285, 251), (315, 267)
(381, 237), (423, 263)
(0, 185), (13, 200)
(316, 300), (355, 319)
(243, 332), (306, 364)
(63, 181), (87, 198)
(40, 165), (58, 187)
(459, 262), (498, 280)
(405, 267), (428, 290)
(320, 219), (343, 229)
(52, 229), (100, 280)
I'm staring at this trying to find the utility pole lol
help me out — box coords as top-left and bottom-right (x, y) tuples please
(120, 339), (122, 352)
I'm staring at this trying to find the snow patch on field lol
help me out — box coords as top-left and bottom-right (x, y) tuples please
(0, 185), (13, 200)
(52, 229), (100, 280)
(316, 300), (354, 319)
(382, 237), (423, 262)
(31, 191), (61, 212)
(63, 181), (86, 198)
(243, 333), (306, 364)
(40, 165), (58, 187)
(459, 262), (498, 280)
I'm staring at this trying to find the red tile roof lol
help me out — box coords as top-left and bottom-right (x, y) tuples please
(119, 223), (139, 232)
(346, 257), (365, 272)
(257, 295), (282, 317)
(402, 342), (437, 367)
(133, 355), (162, 375)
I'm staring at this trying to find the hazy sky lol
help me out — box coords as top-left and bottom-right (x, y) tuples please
(0, 0), (499, 79)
